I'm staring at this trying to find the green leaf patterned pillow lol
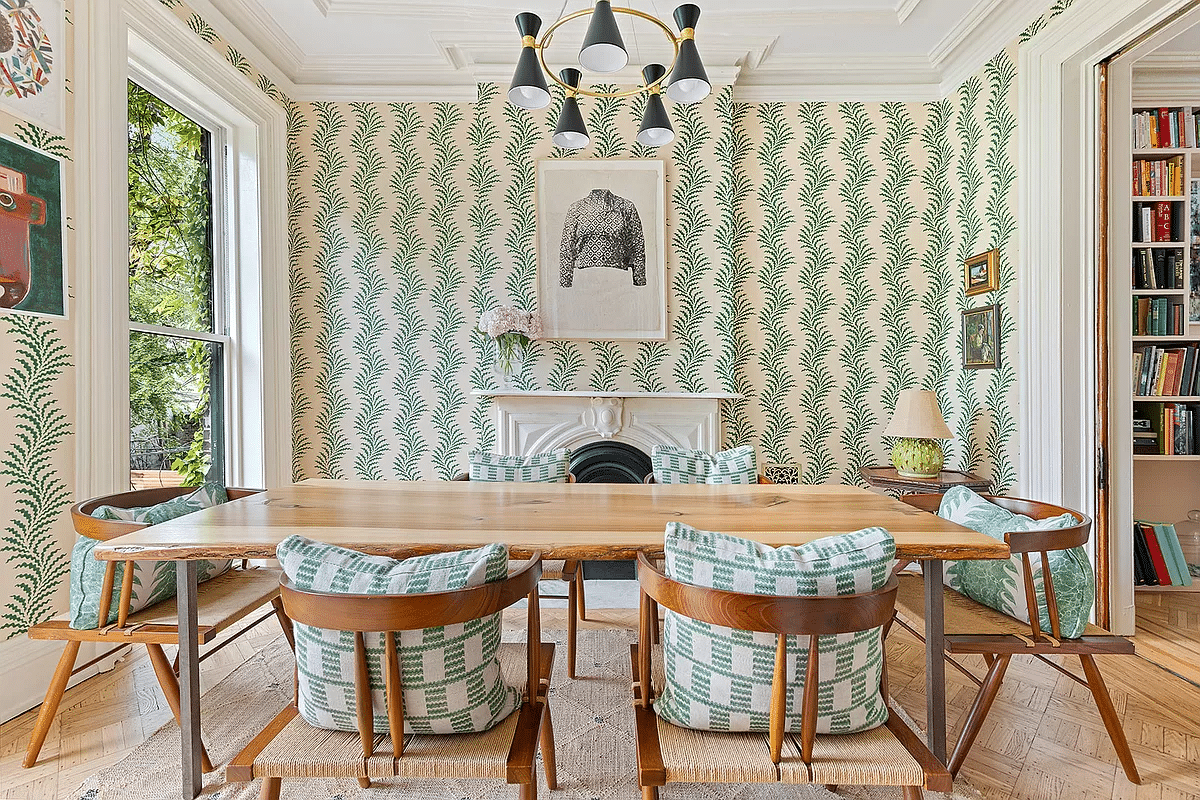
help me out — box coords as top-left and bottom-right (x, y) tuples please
(654, 522), (896, 735)
(651, 444), (758, 484)
(276, 535), (521, 735)
(468, 448), (571, 482)
(939, 487), (1094, 639)
(69, 484), (232, 630)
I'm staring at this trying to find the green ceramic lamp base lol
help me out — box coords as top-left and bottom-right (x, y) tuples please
(890, 437), (944, 479)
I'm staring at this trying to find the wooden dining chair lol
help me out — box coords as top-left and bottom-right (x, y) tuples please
(890, 494), (1140, 783)
(644, 474), (774, 484)
(631, 553), (950, 799)
(453, 470), (587, 678)
(23, 487), (291, 772)
(228, 555), (557, 800)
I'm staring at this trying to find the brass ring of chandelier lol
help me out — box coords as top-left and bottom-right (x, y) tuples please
(535, 6), (681, 98)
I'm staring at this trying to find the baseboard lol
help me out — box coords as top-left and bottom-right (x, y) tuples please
(0, 637), (130, 723)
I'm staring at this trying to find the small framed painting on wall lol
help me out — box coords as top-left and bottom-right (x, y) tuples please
(536, 159), (666, 339)
(962, 304), (999, 369)
(964, 249), (999, 296)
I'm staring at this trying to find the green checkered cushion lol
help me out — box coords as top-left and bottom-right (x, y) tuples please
(468, 449), (571, 483)
(276, 535), (521, 735)
(69, 484), (231, 630)
(654, 523), (895, 735)
(651, 444), (757, 484)
(939, 487), (1093, 639)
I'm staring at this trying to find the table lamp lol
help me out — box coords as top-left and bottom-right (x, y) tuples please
(884, 389), (953, 478)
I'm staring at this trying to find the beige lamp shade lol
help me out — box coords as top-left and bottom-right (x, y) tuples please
(884, 389), (953, 439)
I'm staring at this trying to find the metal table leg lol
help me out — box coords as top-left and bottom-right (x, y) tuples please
(924, 558), (947, 763)
(177, 560), (202, 799)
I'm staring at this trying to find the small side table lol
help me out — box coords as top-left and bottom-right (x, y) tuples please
(859, 465), (992, 494)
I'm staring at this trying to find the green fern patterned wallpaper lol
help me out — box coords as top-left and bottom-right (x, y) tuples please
(286, 42), (1038, 489)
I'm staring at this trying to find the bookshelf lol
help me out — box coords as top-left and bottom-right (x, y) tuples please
(1128, 104), (1200, 594)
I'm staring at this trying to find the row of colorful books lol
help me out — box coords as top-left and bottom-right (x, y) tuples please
(1133, 297), (1189, 336)
(1133, 403), (1198, 455)
(1131, 247), (1185, 289)
(1133, 344), (1200, 397)
(1132, 107), (1199, 149)
(1132, 156), (1186, 196)
(1133, 201), (1183, 243)
(1133, 520), (1194, 586)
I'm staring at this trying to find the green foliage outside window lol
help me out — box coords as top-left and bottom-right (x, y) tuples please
(127, 81), (215, 484)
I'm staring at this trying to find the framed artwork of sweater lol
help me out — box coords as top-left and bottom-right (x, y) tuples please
(536, 159), (666, 339)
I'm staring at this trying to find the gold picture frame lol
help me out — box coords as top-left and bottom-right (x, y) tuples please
(964, 249), (999, 297)
(962, 304), (999, 369)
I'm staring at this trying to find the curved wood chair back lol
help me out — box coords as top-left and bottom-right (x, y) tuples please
(70, 486), (263, 629)
(278, 554), (546, 761)
(643, 474), (774, 484)
(452, 472), (577, 482)
(900, 493), (1091, 642)
(635, 552), (898, 765)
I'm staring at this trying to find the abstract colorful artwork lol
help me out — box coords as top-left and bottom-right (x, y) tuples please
(0, 132), (65, 317)
(0, 0), (63, 131)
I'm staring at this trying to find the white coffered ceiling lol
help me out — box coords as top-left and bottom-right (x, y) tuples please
(197, 0), (1058, 101)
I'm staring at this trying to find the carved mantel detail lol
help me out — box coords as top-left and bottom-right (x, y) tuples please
(583, 397), (624, 439)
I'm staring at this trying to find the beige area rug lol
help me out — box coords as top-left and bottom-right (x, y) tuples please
(75, 629), (981, 800)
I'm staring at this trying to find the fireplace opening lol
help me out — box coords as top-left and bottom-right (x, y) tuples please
(570, 441), (651, 581)
(569, 441), (653, 485)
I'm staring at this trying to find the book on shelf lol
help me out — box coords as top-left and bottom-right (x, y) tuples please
(1132, 155), (1186, 196)
(1133, 106), (1200, 148)
(1132, 201), (1182, 242)
(1133, 297), (1188, 335)
(1131, 247), (1184, 289)
(1133, 521), (1195, 587)
(1135, 402), (1198, 454)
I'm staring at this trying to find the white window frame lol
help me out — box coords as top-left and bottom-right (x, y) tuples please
(76, 0), (290, 496)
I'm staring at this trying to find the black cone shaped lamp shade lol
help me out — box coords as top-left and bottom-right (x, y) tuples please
(579, 0), (628, 73)
(509, 12), (551, 109)
(666, 4), (711, 104)
(637, 64), (674, 147)
(553, 68), (590, 150)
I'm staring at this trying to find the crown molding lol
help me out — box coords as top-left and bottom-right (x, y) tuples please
(179, 0), (298, 96)
(930, 0), (1049, 91)
(1132, 52), (1200, 105)
(206, 0), (307, 77)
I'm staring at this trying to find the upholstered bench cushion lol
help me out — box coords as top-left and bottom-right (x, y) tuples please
(69, 483), (232, 630)
(468, 449), (571, 482)
(276, 535), (521, 736)
(654, 522), (895, 735)
(939, 487), (1094, 639)
(651, 444), (758, 484)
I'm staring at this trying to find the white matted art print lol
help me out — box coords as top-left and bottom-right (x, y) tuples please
(0, 0), (66, 133)
(536, 160), (666, 339)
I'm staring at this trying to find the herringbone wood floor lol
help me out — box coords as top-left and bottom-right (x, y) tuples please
(2, 602), (1198, 800)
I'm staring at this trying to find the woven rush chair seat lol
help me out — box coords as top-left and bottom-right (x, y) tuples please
(22, 486), (292, 774)
(639, 644), (928, 788)
(238, 641), (554, 782)
(890, 493), (1140, 784)
(892, 573), (1121, 646)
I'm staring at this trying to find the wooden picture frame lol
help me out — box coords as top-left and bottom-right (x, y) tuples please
(536, 159), (667, 339)
(964, 249), (999, 297)
(962, 304), (999, 369)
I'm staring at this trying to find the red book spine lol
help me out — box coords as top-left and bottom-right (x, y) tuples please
(1158, 108), (1171, 147)
(1140, 524), (1173, 585)
(1155, 202), (1171, 241)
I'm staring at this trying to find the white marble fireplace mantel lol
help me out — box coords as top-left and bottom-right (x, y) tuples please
(471, 390), (742, 456)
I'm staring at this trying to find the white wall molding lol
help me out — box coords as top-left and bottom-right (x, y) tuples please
(932, 0), (1049, 92)
(1016, 0), (1192, 635)
(1133, 52), (1200, 104)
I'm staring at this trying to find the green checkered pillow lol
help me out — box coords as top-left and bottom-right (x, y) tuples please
(468, 449), (571, 482)
(651, 444), (757, 484)
(277, 535), (521, 735)
(69, 484), (232, 630)
(940, 487), (1093, 639)
(654, 523), (895, 735)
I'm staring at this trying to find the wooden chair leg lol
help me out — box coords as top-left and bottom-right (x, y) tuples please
(145, 643), (215, 773)
(576, 569), (586, 621)
(567, 575), (578, 679)
(824, 784), (838, 791)
(642, 787), (659, 800)
(903, 786), (923, 800)
(1079, 654), (1141, 784)
(948, 654), (1011, 776)
(22, 640), (81, 768)
(259, 777), (281, 800)
(271, 596), (295, 651)
(540, 703), (558, 789)
(357, 777), (371, 788)
(519, 778), (537, 800)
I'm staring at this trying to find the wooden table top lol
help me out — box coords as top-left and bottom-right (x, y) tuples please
(92, 480), (1007, 562)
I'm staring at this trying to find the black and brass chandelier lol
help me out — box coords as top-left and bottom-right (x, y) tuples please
(507, 2), (711, 149)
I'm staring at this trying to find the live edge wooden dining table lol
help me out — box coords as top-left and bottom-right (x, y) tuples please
(92, 479), (1007, 799)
